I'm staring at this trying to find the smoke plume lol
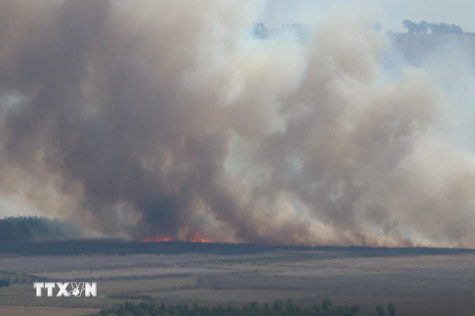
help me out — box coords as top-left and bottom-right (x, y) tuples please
(1, 0), (475, 247)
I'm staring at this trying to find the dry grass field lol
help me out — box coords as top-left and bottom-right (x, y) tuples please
(0, 242), (474, 315)
(0, 306), (100, 316)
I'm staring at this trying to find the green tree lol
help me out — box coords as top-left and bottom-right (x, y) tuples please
(387, 303), (396, 316)
(272, 299), (284, 313)
(0, 279), (10, 288)
(322, 299), (333, 311)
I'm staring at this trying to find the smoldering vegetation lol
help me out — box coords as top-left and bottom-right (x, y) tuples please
(0, 216), (82, 242)
(1, 239), (473, 256)
(1, 1), (475, 247)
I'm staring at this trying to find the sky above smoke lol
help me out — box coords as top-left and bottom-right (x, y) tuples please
(0, 0), (474, 247)
(262, 0), (475, 32)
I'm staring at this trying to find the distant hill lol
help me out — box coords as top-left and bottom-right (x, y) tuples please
(252, 21), (475, 69)
(0, 216), (82, 242)
(390, 32), (475, 66)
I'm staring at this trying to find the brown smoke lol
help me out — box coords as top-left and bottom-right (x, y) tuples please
(0, 0), (474, 247)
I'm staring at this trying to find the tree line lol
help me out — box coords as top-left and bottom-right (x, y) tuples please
(403, 20), (463, 34)
(95, 299), (397, 316)
(0, 216), (82, 242)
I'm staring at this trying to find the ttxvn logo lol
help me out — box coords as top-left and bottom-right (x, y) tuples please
(34, 282), (97, 297)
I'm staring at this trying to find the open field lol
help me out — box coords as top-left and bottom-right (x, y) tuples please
(0, 306), (100, 316)
(0, 241), (474, 315)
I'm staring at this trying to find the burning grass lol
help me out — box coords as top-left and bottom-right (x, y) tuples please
(142, 232), (217, 244)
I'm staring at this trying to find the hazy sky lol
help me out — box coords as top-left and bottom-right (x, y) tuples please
(262, 0), (475, 32)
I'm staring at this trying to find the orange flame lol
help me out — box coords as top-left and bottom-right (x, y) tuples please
(142, 236), (172, 243)
(142, 232), (216, 243)
(187, 232), (215, 243)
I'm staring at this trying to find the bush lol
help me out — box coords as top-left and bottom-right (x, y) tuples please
(0, 279), (10, 288)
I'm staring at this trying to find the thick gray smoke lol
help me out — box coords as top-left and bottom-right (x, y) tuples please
(1, 0), (474, 247)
